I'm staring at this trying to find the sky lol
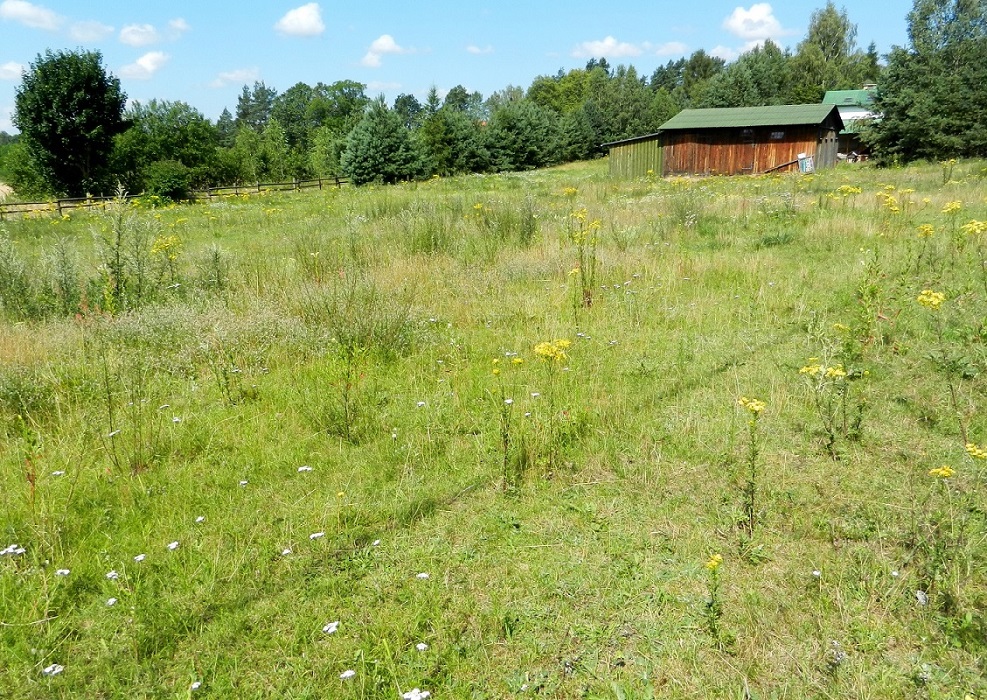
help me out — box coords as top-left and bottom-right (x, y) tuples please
(0, 0), (915, 133)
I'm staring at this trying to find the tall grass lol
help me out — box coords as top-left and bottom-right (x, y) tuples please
(1, 159), (987, 698)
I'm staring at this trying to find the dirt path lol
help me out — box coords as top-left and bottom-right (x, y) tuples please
(0, 182), (12, 202)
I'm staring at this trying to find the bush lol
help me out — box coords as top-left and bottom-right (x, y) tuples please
(144, 159), (192, 201)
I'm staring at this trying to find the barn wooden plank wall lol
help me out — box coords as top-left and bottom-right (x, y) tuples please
(608, 138), (662, 178)
(661, 126), (839, 177)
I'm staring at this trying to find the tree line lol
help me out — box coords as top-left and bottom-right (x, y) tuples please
(1, 0), (984, 200)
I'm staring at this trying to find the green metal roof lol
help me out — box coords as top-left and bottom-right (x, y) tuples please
(658, 104), (842, 131)
(822, 89), (876, 107)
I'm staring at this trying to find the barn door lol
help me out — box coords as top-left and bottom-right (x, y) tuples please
(739, 128), (756, 174)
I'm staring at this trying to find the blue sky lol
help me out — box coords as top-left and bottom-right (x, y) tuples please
(1, 0), (914, 132)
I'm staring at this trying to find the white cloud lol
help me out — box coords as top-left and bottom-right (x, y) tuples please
(120, 23), (159, 47)
(361, 34), (411, 67)
(120, 51), (169, 80)
(655, 41), (688, 57)
(0, 61), (25, 80)
(722, 3), (793, 42)
(710, 45), (740, 61)
(70, 20), (114, 42)
(0, 0), (62, 30)
(274, 3), (324, 37)
(169, 18), (190, 34)
(571, 36), (643, 59)
(466, 44), (493, 55)
(209, 67), (260, 88)
(367, 80), (401, 91)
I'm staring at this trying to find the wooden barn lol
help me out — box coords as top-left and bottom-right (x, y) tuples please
(605, 104), (844, 178)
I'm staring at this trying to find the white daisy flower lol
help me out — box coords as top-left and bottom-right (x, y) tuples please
(416, 642), (428, 651)
(106, 570), (119, 580)
(167, 541), (180, 550)
(323, 620), (339, 634)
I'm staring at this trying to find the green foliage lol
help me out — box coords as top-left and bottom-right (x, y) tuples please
(144, 160), (192, 201)
(112, 100), (218, 192)
(235, 80), (277, 132)
(0, 140), (50, 199)
(342, 98), (424, 185)
(419, 108), (491, 176)
(486, 99), (559, 171)
(13, 49), (126, 196)
(868, 0), (987, 162)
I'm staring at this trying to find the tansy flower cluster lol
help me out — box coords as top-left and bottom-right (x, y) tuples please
(929, 465), (955, 478)
(705, 554), (723, 571)
(916, 289), (946, 310)
(534, 339), (571, 363)
(965, 443), (987, 460)
(941, 200), (962, 215)
(917, 224), (935, 238)
(737, 396), (766, 414)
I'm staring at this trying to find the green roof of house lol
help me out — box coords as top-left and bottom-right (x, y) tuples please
(658, 104), (842, 131)
(822, 89), (876, 108)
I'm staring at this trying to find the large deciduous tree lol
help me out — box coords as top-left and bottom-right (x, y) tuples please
(14, 49), (126, 196)
(868, 0), (987, 162)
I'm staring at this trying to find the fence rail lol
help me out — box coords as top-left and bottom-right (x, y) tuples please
(0, 176), (349, 220)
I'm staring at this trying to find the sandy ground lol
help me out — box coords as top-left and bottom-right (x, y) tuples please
(0, 182), (12, 202)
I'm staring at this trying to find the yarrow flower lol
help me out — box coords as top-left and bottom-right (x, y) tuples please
(340, 669), (356, 680)
(402, 689), (432, 700)
(42, 663), (64, 676)
(106, 570), (119, 580)
(929, 465), (955, 478)
(416, 642), (429, 651)
(916, 289), (946, 310)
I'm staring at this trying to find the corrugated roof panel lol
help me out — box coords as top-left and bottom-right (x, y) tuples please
(658, 104), (841, 130)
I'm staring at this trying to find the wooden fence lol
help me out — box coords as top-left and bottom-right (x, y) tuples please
(0, 176), (349, 220)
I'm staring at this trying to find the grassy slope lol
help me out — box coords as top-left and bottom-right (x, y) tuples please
(1, 159), (986, 699)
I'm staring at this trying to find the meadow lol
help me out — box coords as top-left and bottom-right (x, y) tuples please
(1, 158), (986, 699)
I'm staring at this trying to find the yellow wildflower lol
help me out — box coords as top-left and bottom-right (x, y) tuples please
(916, 289), (946, 310)
(799, 363), (822, 376)
(705, 554), (723, 571)
(825, 365), (847, 379)
(942, 200), (962, 215)
(917, 224), (935, 238)
(928, 465), (955, 479)
(965, 443), (987, 460)
(738, 396), (766, 414)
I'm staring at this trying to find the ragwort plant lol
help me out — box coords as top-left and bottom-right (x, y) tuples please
(737, 397), (765, 539)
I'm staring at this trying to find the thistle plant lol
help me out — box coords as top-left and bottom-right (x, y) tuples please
(737, 397), (765, 538)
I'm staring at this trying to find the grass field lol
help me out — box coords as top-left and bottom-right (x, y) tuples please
(1, 158), (986, 699)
